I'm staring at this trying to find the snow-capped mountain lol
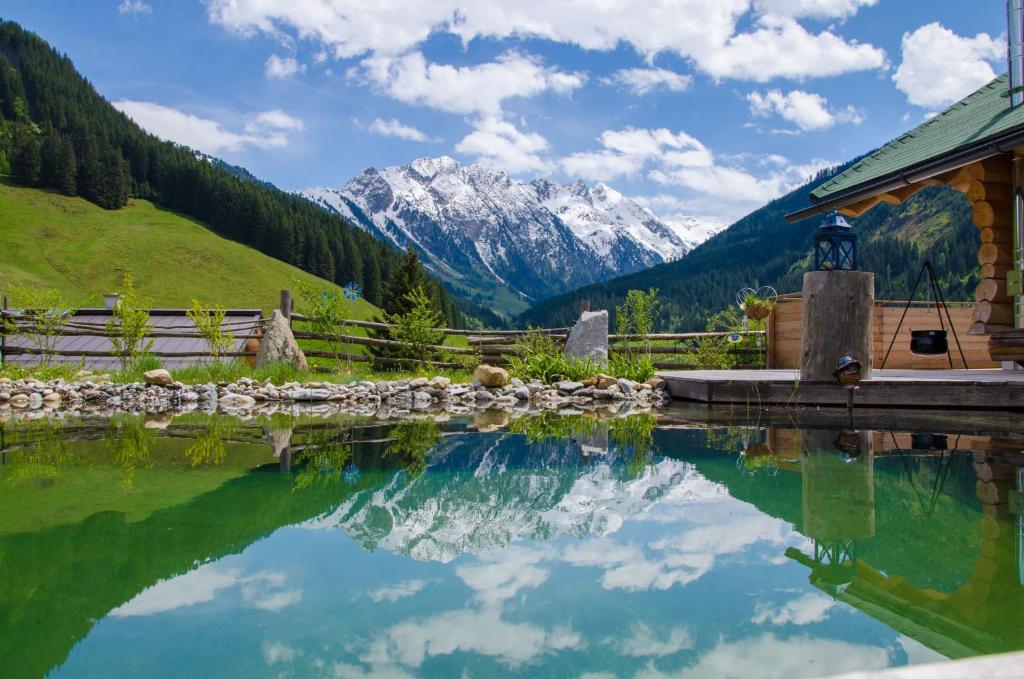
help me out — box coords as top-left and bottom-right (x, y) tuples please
(303, 157), (723, 311)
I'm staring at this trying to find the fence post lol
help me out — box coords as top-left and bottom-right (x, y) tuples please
(280, 289), (292, 325)
(580, 299), (591, 313)
(765, 304), (775, 369)
(0, 295), (6, 368)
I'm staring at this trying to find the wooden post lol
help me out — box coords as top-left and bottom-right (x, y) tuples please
(580, 299), (591, 313)
(765, 304), (776, 369)
(0, 295), (6, 368)
(280, 289), (292, 325)
(800, 270), (874, 381)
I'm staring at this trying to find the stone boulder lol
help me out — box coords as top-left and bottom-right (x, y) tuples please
(564, 310), (608, 366)
(255, 310), (308, 370)
(143, 368), (174, 386)
(474, 364), (509, 388)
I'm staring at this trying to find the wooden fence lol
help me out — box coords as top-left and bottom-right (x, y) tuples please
(766, 295), (999, 370)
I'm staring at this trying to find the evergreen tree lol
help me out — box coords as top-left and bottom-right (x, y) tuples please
(364, 255), (383, 306)
(53, 135), (76, 195)
(385, 246), (427, 315)
(11, 125), (41, 185)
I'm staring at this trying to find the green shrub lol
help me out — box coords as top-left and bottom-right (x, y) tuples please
(105, 272), (154, 372)
(507, 329), (599, 383)
(609, 351), (655, 382)
(2, 284), (73, 367)
(388, 285), (446, 368)
(186, 300), (233, 364)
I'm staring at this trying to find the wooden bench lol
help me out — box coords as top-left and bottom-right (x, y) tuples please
(989, 328), (1024, 364)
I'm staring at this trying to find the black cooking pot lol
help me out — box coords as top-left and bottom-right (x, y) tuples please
(910, 329), (948, 356)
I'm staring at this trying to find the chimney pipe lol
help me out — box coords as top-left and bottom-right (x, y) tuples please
(1010, 1), (1024, 108)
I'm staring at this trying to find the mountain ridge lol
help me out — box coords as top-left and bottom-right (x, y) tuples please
(304, 156), (724, 317)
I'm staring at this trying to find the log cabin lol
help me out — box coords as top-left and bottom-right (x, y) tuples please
(787, 4), (1024, 369)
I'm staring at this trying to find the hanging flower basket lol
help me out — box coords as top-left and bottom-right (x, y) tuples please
(742, 294), (775, 320)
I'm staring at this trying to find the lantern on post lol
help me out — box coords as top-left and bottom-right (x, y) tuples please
(813, 210), (858, 271)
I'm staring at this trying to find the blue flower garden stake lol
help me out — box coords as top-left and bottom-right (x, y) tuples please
(343, 283), (361, 302)
(343, 464), (361, 485)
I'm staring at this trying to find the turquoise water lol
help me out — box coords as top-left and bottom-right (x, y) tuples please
(1, 412), (1022, 678)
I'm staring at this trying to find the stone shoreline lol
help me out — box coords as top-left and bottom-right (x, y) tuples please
(0, 372), (670, 419)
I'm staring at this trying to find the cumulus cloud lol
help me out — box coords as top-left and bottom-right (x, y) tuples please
(118, 0), (151, 15)
(636, 633), (891, 679)
(751, 592), (838, 626)
(455, 117), (553, 174)
(893, 23), (1004, 108)
(615, 623), (694, 658)
(265, 53), (305, 79)
(601, 67), (693, 95)
(359, 51), (584, 116)
(113, 101), (304, 153)
(205, 1), (885, 83)
(367, 118), (439, 143)
(754, 0), (877, 20)
(110, 565), (302, 616)
(367, 579), (431, 603)
(562, 127), (712, 182)
(747, 89), (863, 131)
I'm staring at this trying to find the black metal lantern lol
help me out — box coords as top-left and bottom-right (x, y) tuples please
(813, 210), (858, 271)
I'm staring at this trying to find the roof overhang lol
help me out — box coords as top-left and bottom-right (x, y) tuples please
(785, 126), (1024, 223)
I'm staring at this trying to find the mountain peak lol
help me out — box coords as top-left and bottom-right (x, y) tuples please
(409, 155), (460, 179)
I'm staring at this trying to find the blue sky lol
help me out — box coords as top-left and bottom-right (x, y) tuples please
(2, 1), (1009, 222)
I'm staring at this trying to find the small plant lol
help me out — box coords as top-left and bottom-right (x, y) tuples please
(741, 293), (775, 321)
(388, 285), (446, 367)
(609, 351), (655, 382)
(507, 329), (599, 383)
(691, 307), (743, 369)
(296, 280), (349, 368)
(186, 300), (233, 364)
(105, 272), (154, 371)
(2, 284), (73, 367)
(615, 288), (659, 344)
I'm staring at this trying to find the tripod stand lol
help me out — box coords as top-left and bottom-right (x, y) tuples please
(880, 261), (968, 370)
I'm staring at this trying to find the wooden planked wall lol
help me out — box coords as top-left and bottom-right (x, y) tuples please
(767, 296), (999, 370)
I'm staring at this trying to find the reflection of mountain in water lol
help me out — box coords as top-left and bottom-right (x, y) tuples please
(307, 432), (725, 562)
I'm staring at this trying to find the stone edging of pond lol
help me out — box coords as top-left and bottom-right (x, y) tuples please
(0, 372), (670, 417)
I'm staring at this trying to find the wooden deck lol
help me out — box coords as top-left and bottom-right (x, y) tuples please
(659, 368), (1024, 410)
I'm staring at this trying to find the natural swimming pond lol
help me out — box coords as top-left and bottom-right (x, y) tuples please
(1, 408), (1022, 679)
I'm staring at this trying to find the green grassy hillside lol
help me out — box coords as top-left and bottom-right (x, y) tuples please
(0, 181), (380, 318)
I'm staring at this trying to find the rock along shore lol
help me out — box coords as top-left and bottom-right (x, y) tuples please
(0, 369), (670, 420)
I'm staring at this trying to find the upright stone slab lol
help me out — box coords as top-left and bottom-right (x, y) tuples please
(256, 309), (308, 370)
(564, 310), (609, 366)
(800, 270), (874, 381)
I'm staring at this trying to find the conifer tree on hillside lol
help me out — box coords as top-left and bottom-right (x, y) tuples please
(0, 19), (468, 326)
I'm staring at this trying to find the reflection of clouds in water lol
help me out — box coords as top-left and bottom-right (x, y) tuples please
(570, 501), (806, 593)
(752, 593), (837, 627)
(367, 579), (430, 603)
(262, 641), (298, 665)
(615, 622), (694, 658)
(331, 661), (418, 678)
(456, 544), (553, 606)
(109, 563), (301, 617)
(634, 633), (890, 678)
(896, 635), (947, 665)
(360, 608), (583, 669)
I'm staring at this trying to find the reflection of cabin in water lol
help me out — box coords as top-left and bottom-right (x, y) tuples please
(1, 308), (263, 370)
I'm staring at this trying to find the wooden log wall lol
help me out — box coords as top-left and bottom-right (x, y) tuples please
(836, 156), (1019, 339)
(768, 296), (998, 369)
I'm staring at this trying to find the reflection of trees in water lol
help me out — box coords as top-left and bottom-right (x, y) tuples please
(184, 416), (236, 468)
(292, 426), (353, 491)
(1, 419), (74, 488)
(385, 419), (442, 479)
(104, 415), (155, 491)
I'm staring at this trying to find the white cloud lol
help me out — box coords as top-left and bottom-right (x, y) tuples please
(205, 1), (885, 82)
(747, 89), (863, 131)
(110, 565), (302, 616)
(118, 0), (151, 15)
(361, 608), (582, 668)
(893, 23), (1004, 108)
(113, 100), (304, 154)
(456, 545), (552, 607)
(601, 67), (693, 95)
(368, 579), (430, 603)
(751, 592), (837, 626)
(754, 0), (877, 20)
(262, 641), (298, 665)
(559, 124), (830, 221)
(265, 53), (305, 79)
(455, 117), (552, 175)
(368, 118), (439, 143)
(359, 51), (585, 116)
(636, 633), (891, 679)
(615, 623), (694, 658)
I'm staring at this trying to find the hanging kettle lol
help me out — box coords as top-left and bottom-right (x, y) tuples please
(910, 329), (948, 356)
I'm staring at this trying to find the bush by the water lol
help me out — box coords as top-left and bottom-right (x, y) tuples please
(506, 330), (599, 383)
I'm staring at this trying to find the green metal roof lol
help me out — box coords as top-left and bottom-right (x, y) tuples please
(810, 74), (1024, 201)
